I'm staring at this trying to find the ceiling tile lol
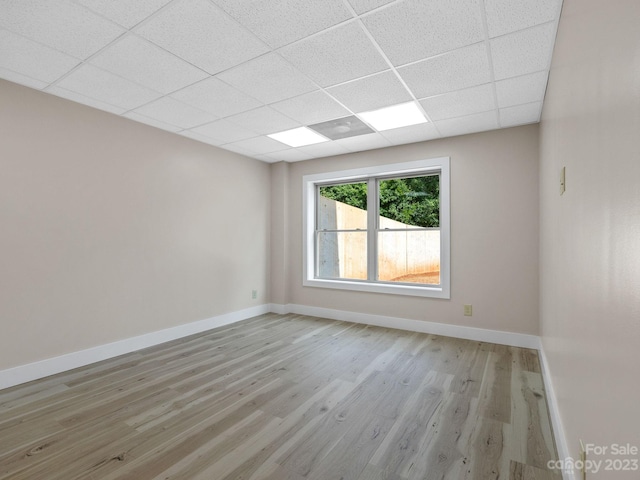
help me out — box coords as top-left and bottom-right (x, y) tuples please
(136, 0), (269, 75)
(0, 0), (125, 59)
(0, 68), (48, 90)
(46, 86), (127, 115)
(212, 0), (352, 49)
(434, 110), (499, 137)
(420, 83), (496, 121)
(171, 77), (262, 117)
(76, 0), (172, 28)
(380, 123), (441, 146)
(262, 149), (314, 162)
(491, 23), (556, 80)
(362, 0), (484, 66)
(297, 142), (351, 158)
(55, 64), (162, 110)
(499, 102), (541, 127)
(347, 0), (395, 15)
(178, 130), (224, 146)
(270, 90), (351, 125)
(90, 35), (208, 94)
(224, 136), (289, 154)
(495, 70), (549, 108)
(327, 70), (412, 113)
(225, 106), (300, 135)
(0, 29), (80, 84)
(132, 97), (217, 129)
(123, 111), (183, 132)
(398, 43), (491, 98)
(219, 143), (256, 157)
(217, 53), (316, 104)
(252, 154), (275, 162)
(191, 119), (258, 143)
(279, 22), (388, 87)
(334, 132), (392, 152)
(485, 0), (561, 38)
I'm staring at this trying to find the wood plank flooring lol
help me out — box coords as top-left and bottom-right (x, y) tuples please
(0, 313), (560, 479)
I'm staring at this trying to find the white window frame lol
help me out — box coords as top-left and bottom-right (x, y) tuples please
(303, 157), (450, 299)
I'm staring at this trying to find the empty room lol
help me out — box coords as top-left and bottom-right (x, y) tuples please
(0, 0), (638, 479)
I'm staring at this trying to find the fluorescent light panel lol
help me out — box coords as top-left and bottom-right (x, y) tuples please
(268, 126), (328, 147)
(358, 102), (428, 131)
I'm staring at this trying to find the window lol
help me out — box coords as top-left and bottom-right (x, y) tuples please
(303, 158), (450, 298)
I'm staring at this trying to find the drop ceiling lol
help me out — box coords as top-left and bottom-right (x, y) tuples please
(0, 0), (562, 163)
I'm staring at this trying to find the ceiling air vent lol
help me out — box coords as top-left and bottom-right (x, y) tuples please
(308, 115), (374, 140)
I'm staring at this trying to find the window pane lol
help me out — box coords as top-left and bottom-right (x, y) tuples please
(378, 175), (439, 228)
(317, 231), (367, 280)
(378, 230), (440, 285)
(318, 183), (367, 230)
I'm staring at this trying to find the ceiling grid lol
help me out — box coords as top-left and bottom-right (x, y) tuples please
(0, 0), (562, 162)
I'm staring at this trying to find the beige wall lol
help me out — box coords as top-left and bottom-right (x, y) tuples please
(272, 124), (540, 335)
(270, 161), (290, 306)
(539, 0), (640, 475)
(0, 79), (271, 370)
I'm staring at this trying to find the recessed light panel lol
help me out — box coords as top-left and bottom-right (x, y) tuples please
(358, 102), (428, 131)
(268, 127), (329, 147)
(308, 115), (374, 140)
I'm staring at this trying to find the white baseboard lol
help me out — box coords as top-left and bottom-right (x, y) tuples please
(271, 303), (540, 349)
(0, 303), (539, 392)
(0, 304), (271, 391)
(1, 300), (569, 480)
(538, 344), (575, 480)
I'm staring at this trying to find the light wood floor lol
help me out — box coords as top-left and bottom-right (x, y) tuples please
(0, 313), (560, 480)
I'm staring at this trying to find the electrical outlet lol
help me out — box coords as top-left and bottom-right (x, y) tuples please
(560, 166), (566, 195)
(464, 304), (473, 316)
(251, 290), (257, 300)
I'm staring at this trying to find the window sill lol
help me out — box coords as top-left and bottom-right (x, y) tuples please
(303, 278), (450, 299)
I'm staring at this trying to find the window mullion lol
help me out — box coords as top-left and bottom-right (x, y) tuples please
(366, 178), (377, 282)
